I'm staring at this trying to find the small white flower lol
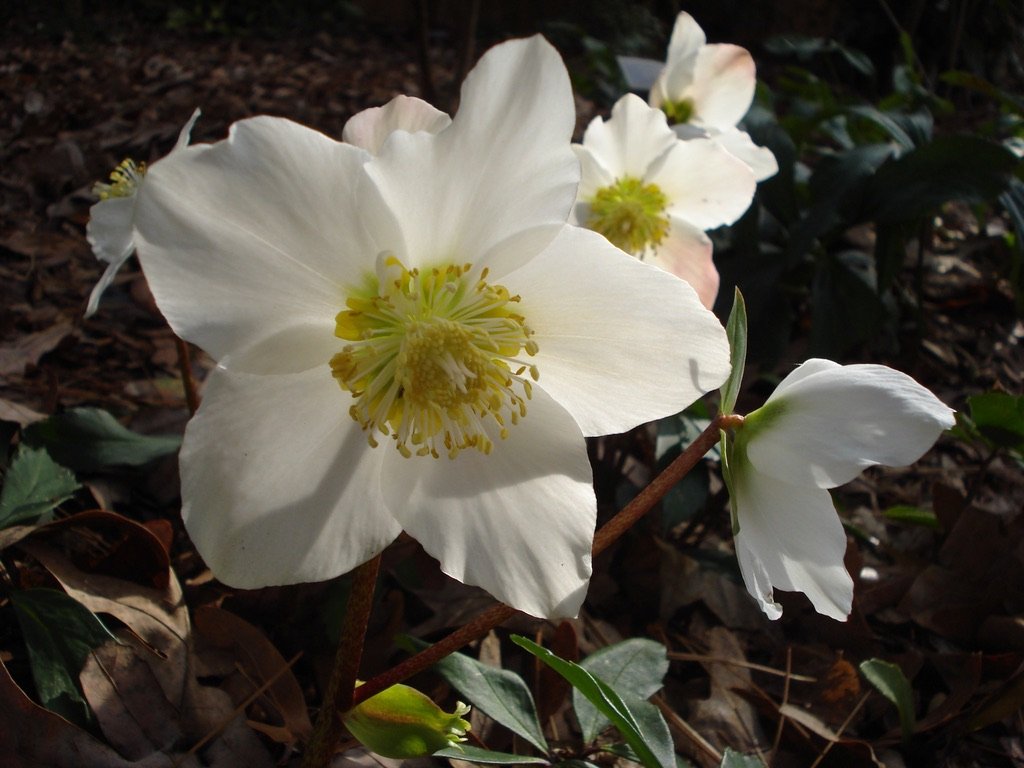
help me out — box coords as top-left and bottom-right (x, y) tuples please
(85, 110), (200, 317)
(132, 37), (731, 619)
(649, 12), (777, 182)
(573, 93), (755, 308)
(728, 359), (955, 620)
(342, 95), (451, 155)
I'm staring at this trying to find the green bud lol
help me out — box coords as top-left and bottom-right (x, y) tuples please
(342, 683), (471, 759)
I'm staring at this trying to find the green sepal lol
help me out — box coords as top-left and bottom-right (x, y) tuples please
(718, 288), (748, 416)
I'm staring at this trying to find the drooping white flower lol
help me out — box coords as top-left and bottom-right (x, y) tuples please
(727, 359), (955, 621)
(573, 93), (756, 308)
(648, 12), (777, 182)
(85, 110), (200, 317)
(132, 37), (732, 619)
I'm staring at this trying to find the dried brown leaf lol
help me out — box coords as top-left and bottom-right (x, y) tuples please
(0, 319), (74, 376)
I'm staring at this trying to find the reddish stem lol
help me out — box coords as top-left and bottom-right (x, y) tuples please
(174, 336), (200, 415)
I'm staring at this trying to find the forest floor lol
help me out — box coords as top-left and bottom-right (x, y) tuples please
(1, 16), (1023, 768)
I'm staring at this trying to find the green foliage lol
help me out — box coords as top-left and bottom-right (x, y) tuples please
(22, 408), (181, 473)
(10, 588), (116, 725)
(720, 747), (768, 767)
(860, 658), (916, 742)
(965, 392), (1024, 455)
(433, 746), (550, 765)
(719, 289), (748, 416)
(399, 636), (549, 752)
(0, 447), (79, 529)
(883, 505), (941, 529)
(511, 636), (675, 768)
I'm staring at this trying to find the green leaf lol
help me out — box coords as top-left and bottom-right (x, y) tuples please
(22, 408), (182, 472)
(968, 392), (1024, 452)
(883, 505), (940, 529)
(511, 636), (673, 768)
(718, 288), (747, 416)
(860, 136), (1019, 224)
(810, 249), (889, 357)
(574, 639), (669, 743)
(10, 588), (116, 724)
(399, 636), (548, 752)
(0, 447), (79, 528)
(859, 658), (915, 742)
(720, 747), (767, 767)
(433, 746), (550, 765)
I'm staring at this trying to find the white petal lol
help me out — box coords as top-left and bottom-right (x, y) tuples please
(174, 108), (202, 149)
(181, 366), (400, 589)
(666, 12), (706, 65)
(649, 217), (718, 309)
(134, 117), (382, 372)
(362, 36), (579, 275)
(747, 360), (956, 488)
(572, 144), (615, 207)
(651, 12), (705, 105)
(342, 95), (451, 155)
(85, 196), (136, 317)
(708, 127), (779, 181)
(650, 138), (756, 230)
(689, 44), (757, 130)
(504, 225), (730, 436)
(733, 461), (853, 621)
(579, 94), (677, 181)
(381, 389), (594, 619)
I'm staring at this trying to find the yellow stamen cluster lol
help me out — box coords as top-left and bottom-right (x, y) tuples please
(330, 256), (539, 459)
(586, 176), (671, 256)
(93, 159), (147, 200)
(661, 97), (695, 125)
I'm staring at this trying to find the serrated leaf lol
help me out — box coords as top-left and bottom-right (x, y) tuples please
(720, 747), (767, 767)
(719, 288), (748, 415)
(22, 408), (181, 472)
(399, 636), (548, 752)
(574, 639), (669, 743)
(0, 447), (79, 528)
(968, 392), (1024, 452)
(511, 636), (672, 768)
(860, 658), (915, 742)
(433, 745), (550, 765)
(10, 588), (116, 724)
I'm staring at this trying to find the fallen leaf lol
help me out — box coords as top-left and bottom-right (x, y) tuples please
(0, 319), (74, 376)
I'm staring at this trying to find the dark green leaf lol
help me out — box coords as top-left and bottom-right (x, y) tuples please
(22, 408), (181, 472)
(0, 447), (79, 528)
(719, 288), (748, 416)
(511, 636), (672, 768)
(399, 636), (548, 752)
(968, 392), (1024, 452)
(10, 588), (116, 724)
(883, 505), (940, 529)
(622, 697), (674, 768)
(860, 136), (1019, 224)
(720, 747), (767, 767)
(574, 639), (669, 743)
(433, 746), (549, 765)
(810, 250), (889, 357)
(845, 105), (915, 150)
(860, 658), (915, 742)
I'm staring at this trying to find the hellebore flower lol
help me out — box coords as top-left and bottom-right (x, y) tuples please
(342, 95), (451, 155)
(727, 359), (955, 620)
(573, 93), (755, 308)
(648, 12), (777, 182)
(131, 37), (731, 619)
(85, 110), (200, 317)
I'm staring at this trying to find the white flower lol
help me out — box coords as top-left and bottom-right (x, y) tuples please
(649, 12), (777, 182)
(342, 95), (451, 155)
(131, 37), (731, 619)
(728, 359), (955, 621)
(85, 110), (200, 317)
(573, 93), (755, 309)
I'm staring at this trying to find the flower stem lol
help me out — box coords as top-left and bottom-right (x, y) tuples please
(352, 413), (737, 706)
(303, 554), (382, 768)
(174, 336), (200, 415)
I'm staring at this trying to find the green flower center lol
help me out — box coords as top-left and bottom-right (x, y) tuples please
(661, 97), (695, 125)
(586, 176), (671, 255)
(330, 256), (538, 459)
(93, 158), (146, 200)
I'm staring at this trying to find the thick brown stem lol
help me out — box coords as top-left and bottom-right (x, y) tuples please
(303, 554), (382, 767)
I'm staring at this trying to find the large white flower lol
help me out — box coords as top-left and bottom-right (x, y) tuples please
(85, 110), (200, 317)
(648, 12), (777, 182)
(573, 93), (755, 309)
(728, 359), (955, 621)
(131, 37), (732, 619)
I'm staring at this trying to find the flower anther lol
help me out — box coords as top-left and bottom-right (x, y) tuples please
(660, 98), (695, 126)
(330, 255), (539, 459)
(586, 176), (671, 256)
(93, 159), (147, 200)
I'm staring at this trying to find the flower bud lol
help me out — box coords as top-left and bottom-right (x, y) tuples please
(342, 683), (471, 758)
